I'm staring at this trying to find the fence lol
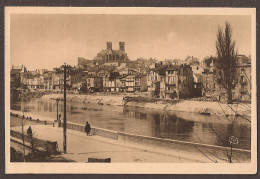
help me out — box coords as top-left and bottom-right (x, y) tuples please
(63, 122), (250, 161)
(10, 130), (59, 154)
(66, 122), (118, 140)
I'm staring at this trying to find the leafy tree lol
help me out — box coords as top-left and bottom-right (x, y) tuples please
(215, 22), (238, 104)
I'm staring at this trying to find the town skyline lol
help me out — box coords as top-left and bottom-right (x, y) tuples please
(11, 14), (251, 70)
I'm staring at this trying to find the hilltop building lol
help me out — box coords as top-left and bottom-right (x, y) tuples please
(92, 42), (130, 65)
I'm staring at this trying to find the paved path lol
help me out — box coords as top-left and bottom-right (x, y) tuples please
(12, 123), (209, 163)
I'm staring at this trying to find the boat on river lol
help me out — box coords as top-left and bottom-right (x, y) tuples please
(198, 108), (211, 115)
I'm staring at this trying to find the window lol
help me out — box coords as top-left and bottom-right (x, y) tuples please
(241, 76), (245, 82)
(197, 66), (199, 70)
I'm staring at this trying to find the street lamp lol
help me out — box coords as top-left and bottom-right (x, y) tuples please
(56, 98), (60, 126)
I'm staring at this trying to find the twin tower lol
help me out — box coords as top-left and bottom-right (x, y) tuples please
(106, 42), (125, 52)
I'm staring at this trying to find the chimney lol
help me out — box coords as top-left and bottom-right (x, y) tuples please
(107, 42), (112, 50)
(119, 42), (125, 52)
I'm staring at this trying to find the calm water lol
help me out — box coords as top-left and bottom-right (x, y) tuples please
(11, 98), (251, 150)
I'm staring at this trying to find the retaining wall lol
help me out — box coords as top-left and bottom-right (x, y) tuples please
(66, 122), (118, 140)
(10, 130), (58, 153)
(10, 112), (251, 162)
(117, 132), (251, 162)
(65, 122), (250, 162)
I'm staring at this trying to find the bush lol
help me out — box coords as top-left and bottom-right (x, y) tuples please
(10, 147), (24, 162)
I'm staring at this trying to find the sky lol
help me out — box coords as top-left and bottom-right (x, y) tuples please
(10, 14), (251, 70)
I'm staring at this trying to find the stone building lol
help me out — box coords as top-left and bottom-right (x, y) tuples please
(83, 75), (103, 92)
(201, 55), (251, 102)
(234, 63), (251, 101)
(43, 71), (53, 90)
(52, 68), (63, 91)
(10, 65), (25, 90)
(164, 64), (194, 99)
(147, 64), (168, 97)
(125, 74), (147, 92)
(21, 69), (45, 90)
(178, 64), (195, 98)
(93, 42), (130, 64)
(164, 65), (179, 99)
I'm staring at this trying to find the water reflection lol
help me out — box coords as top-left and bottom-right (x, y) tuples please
(11, 98), (251, 150)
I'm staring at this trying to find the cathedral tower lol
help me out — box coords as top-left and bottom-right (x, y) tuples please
(119, 42), (125, 52)
(107, 42), (112, 50)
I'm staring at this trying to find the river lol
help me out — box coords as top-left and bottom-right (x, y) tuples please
(11, 98), (251, 150)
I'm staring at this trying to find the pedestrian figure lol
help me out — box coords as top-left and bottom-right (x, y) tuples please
(85, 121), (91, 136)
(58, 114), (62, 127)
(26, 126), (36, 153)
(27, 126), (32, 137)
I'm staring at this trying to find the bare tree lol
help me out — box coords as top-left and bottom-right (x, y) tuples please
(195, 64), (251, 163)
(215, 22), (239, 104)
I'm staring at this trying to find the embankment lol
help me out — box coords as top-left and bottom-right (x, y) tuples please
(42, 93), (126, 106)
(64, 119), (252, 163)
(10, 112), (251, 163)
(42, 93), (251, 117)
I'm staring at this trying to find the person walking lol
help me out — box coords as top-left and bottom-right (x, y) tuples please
(26, 126), (36, 153)
(26, 126), (32, 138)
(85, 121), (91, 136)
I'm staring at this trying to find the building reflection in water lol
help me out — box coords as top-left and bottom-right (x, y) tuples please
(11, 98), (251, 150)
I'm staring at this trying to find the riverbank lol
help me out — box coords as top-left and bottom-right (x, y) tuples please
(10, 113), (251, 163)
(42, 93), (251, 117)
(9, 115), (211, 163)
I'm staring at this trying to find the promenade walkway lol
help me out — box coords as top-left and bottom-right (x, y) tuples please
(11, 123), (209, 163)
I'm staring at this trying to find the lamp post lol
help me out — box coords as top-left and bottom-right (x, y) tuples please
(63, 63), (67, 153)
(21, 99), (25, 162)
(56, 98), (60, 124)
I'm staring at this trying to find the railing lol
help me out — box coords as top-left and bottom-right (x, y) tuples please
(64, 122), (250, 160)
(66, 122), (118, 140)
(10, 112), (251, 162)
(10, 130), (59, 154)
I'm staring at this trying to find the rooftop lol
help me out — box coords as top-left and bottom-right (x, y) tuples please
(165, 65), (179, 71)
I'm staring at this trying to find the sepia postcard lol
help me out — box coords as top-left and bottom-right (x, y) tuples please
(5, 7), (257, 174)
